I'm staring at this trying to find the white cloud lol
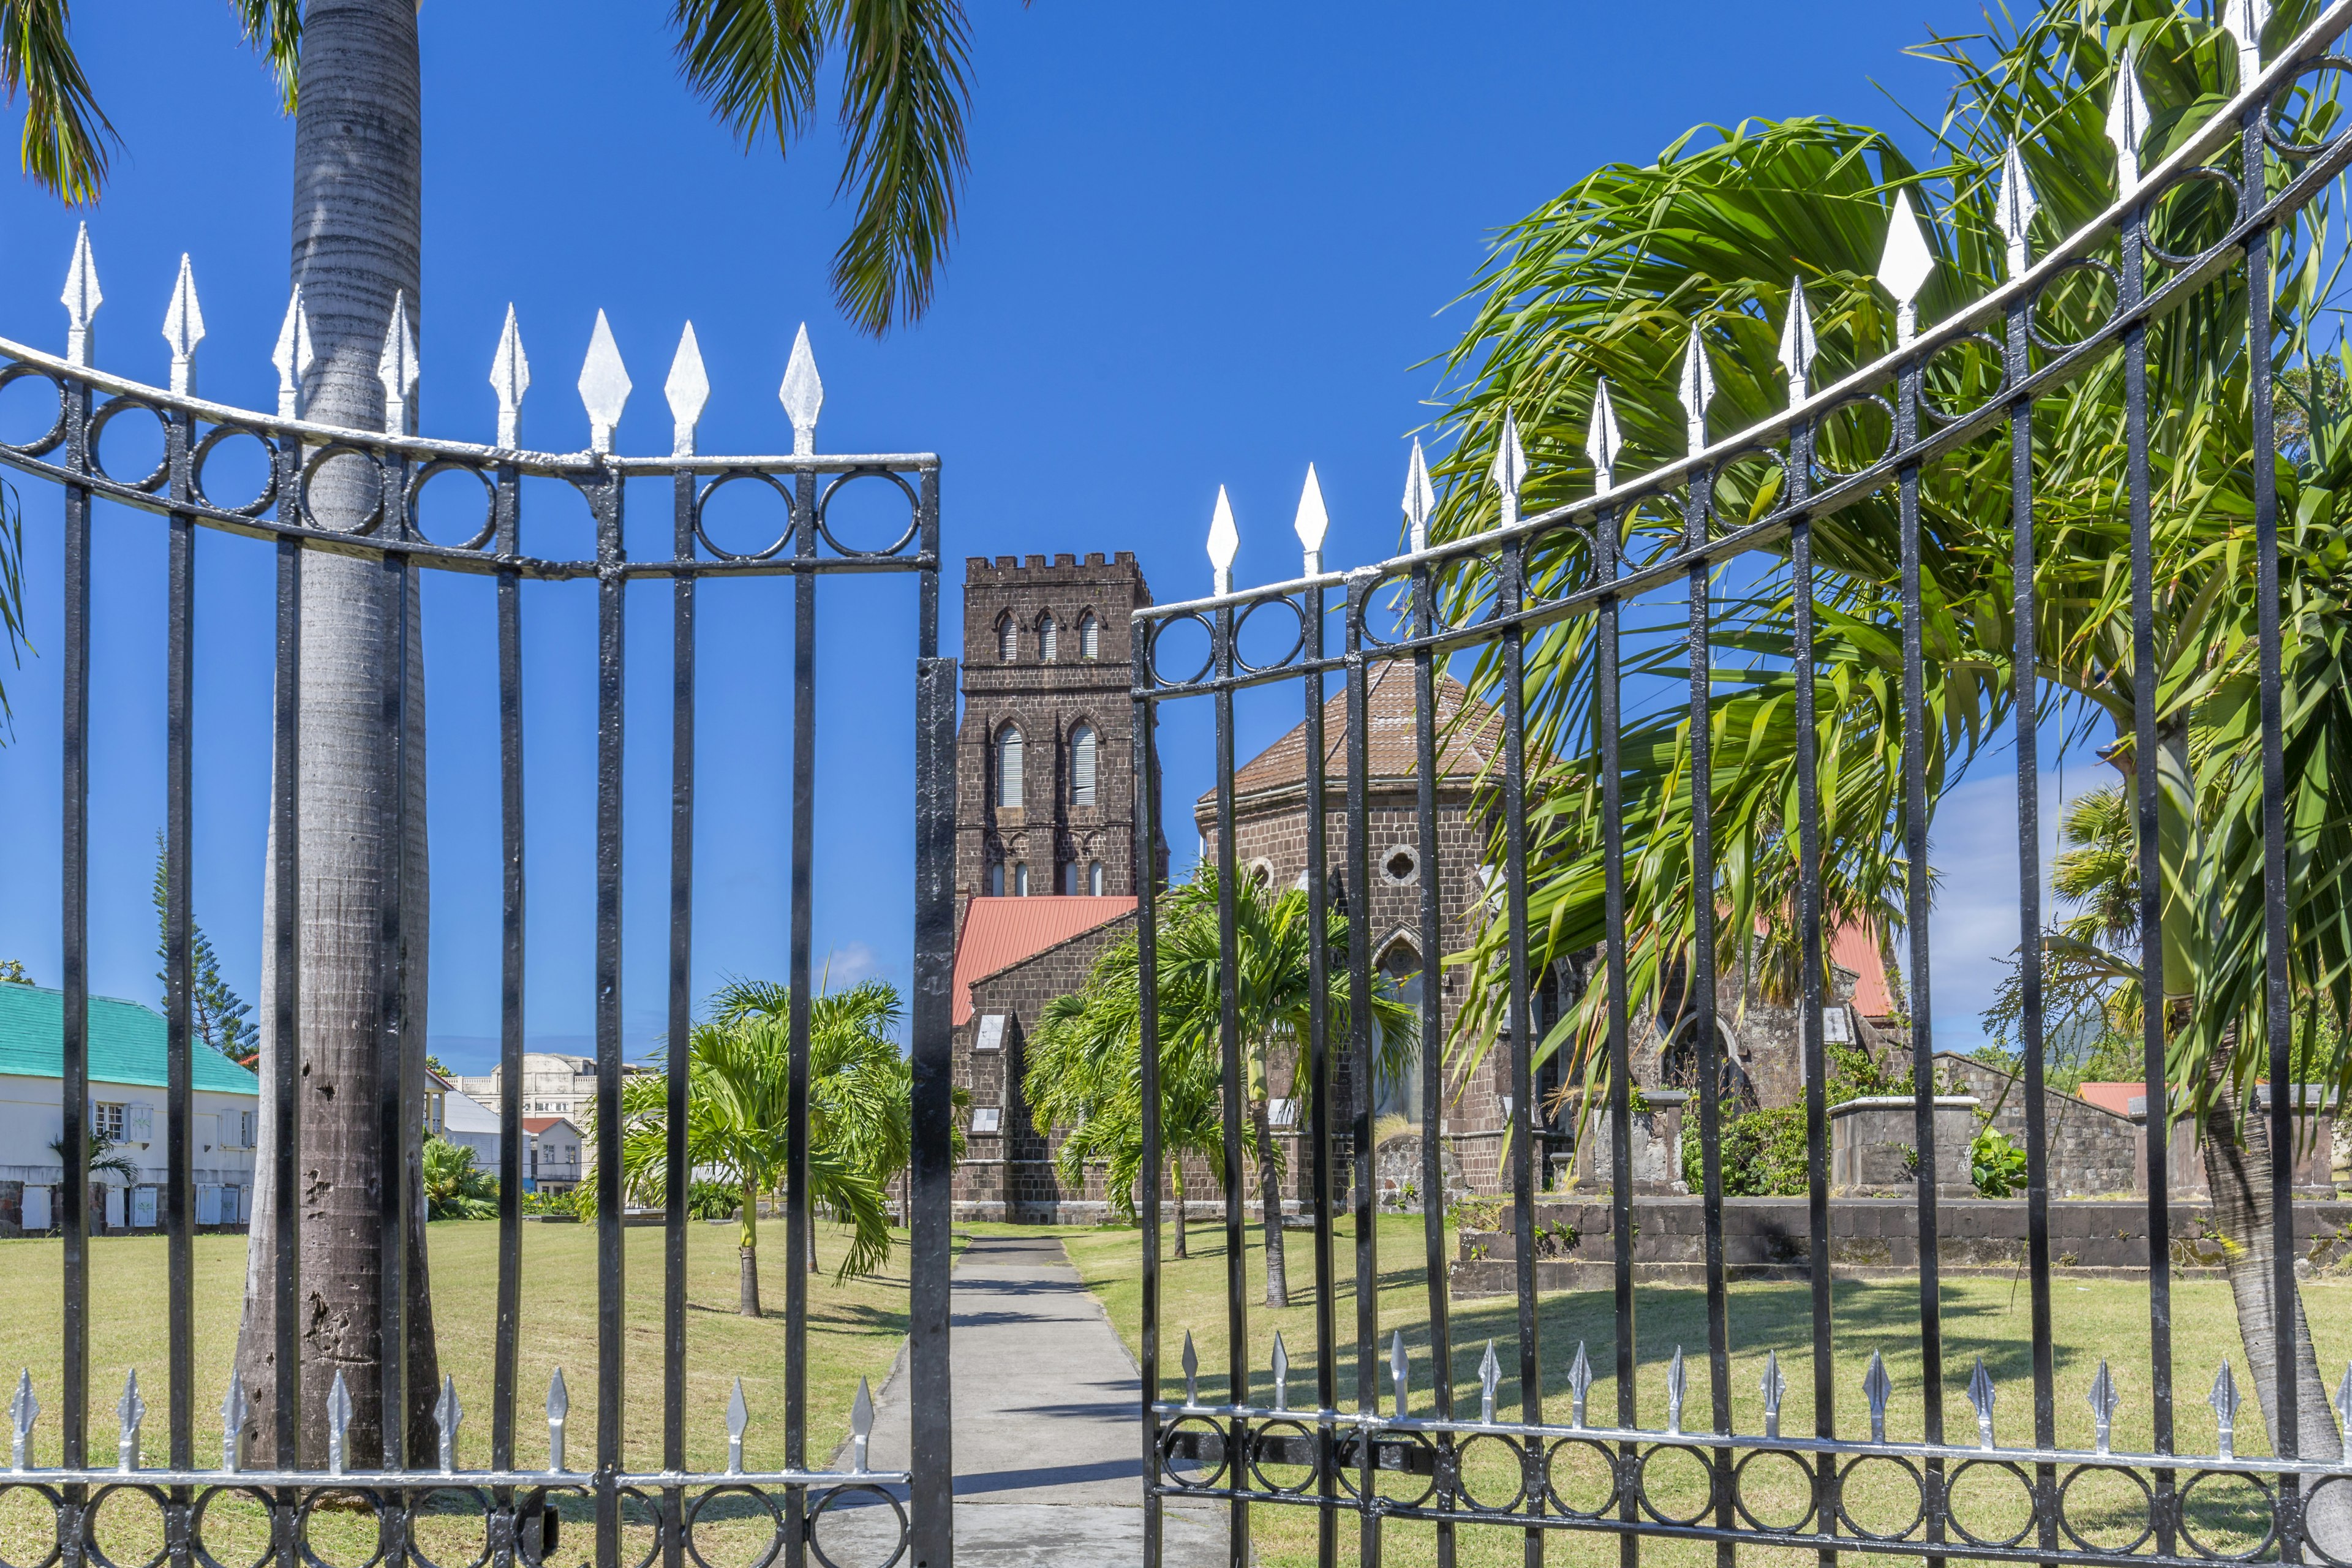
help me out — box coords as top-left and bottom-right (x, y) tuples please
(820, 942), (883, 987)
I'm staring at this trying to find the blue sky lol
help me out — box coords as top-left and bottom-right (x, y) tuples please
(0, 0), (2106, 1070)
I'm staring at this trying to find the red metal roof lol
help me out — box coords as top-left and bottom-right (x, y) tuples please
(953, 896), (1136, 1025)
(1830, 920), (1897, 1017)
(521, 1116), (579, 1136)
(2075, 1082), (2141, 1118)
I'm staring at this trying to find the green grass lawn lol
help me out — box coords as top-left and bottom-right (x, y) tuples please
(0, 1217), (917, 1568)
(1054, 1214), (2352, 1568)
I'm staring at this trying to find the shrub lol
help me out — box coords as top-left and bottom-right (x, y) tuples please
(1971, 1125), (2028, 1196)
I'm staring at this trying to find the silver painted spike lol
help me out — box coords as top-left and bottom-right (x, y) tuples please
(1479, 1341), (1502, 1427)
(1402, 438), (1436, 553)
(1293, 464), (1329, 575)
(378, 291), (420, 437)
(2223, 0), (2268, 85)
(62, 223), (101, 366)
(326, 1369), (352, 1476)
(162, 254), (205, 396)
(1207, 486), (1238, 596)
(726, 1376), (750, 1474)
(116, 1368), (144, 1473)
(273, 288), (315, 420)
(546, 1367), (569, 1472)
(665, 322), (710, 457)
(780, 323), (823, 456)
(2108, 42), (2152, 197)
(1779, 281), (1819, 402)
(1760, 1351), (1787, 1441)
(1270, 1331), (1290, 1413)
(1489, 408), (1528, 528)
(2337, 1360), (2352, 1440)
(578, 310), (631, 456)
(1994, 139), (2039, 279)
(1182, 1330), (1200, 1408)
(2087, 1360), (2120, 1455)
(1877, 188), (1936, 344)
(1390, 1331), (1409, 1421)
(490, 305), (531, 448)
(10, 1370), (35, 1472)
(1967, 1355), (1997, 1450)
(220, 1376), (247, 1473)
(1863, 1350), (1893, 1444)
(1586, 380), (1624, 492)
(1665, 1346), (1686, 1434)
(435, 1373), (463, 1473)
(1567, 1340), (1594, 1429)
(1678, 330), (1715, 454)
(2211, 1359), (2241, 1460)
(850, 1377), (875, 1474)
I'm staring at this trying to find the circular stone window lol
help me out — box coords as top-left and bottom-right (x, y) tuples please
(1380, 845), (1420, 886)
(1245, 856), (1276, 888)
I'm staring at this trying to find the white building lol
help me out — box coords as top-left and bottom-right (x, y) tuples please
(0, 984), (261, 1234)
(521, 1116), (583, 1193)
(452, 1053), (643, 1121)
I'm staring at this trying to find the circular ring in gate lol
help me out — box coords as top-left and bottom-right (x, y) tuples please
(404, 461), (499, 553)
(1333, 1430), (1434, 1511)
(293, 1487), (386, 1568)
(401, 1487), (494, 1568)
(682, 1483), (782, 1568)
(1942, 1457), (2037, 1550)
(1831, 1452), (1924, 1541)
(189, 426), (283, 518)
(2055, 1462), (2154, 1556)
(805, 1484), (907, 1568)
(1450, 1433), (1527, 1515)
(86, 396), (172, 493)
(1157, 1415), (1227, 1491)
(189, 1487), (276, 1568)
(1634, 1443), (1717, 1529)
(1540, 1436), (1620, 1518)
(815, 467), (921, 560)
(79, 1484), (173, 1568)
(1728, 1446), (1816, 1534)
(0, 1482), (64, 1568)
(0, 364), (69, 458)
(2175, 1467), (2276, 1561)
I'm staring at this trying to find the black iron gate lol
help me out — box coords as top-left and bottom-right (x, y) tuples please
(1134, 5), (2352, 1566)
(0, 278), (956, 1568)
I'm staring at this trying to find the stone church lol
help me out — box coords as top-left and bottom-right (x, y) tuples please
(944, 553), (1902, 1221)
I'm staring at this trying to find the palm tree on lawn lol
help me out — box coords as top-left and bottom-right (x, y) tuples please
(1434, 0), (2352, 1540)
(1027, 872), (1415, 1306)
(4, 0), (993, 1460)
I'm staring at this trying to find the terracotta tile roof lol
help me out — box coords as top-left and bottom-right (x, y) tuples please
(521, 1116), (579, 1136)
(953, 896), (1136, 1025)
(1198, 663), (1505, 815)
(1830, 920), (1896, 1017)
(2074, 1082), (2141, 1118)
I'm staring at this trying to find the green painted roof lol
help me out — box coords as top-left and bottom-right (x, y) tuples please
(0, 985), (259, 1096)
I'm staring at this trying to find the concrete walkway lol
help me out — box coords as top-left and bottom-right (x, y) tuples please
(814, 1232), (1229, 1567)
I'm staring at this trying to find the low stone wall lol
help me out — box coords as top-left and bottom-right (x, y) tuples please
(1449, 1195), (2352, 1297)
(1936, 1054), (2142, 1196)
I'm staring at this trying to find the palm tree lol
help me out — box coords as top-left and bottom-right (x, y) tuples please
(1431, 0), (2352, 1525)
(420, 1137), (497, 1221)
(1027, 872), (1415, 1306)
(605, 977), (927, 1314)
(48, 1131), (138, 1189)
(4, 0), (991, 1461)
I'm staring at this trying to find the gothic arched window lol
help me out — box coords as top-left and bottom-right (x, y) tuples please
(1069, 722), (1097, 806)
(1013, 862), (1030, 896)
(987, 862), (1005, 897)
(1039, 614), (1059, 662)
(1088, 861), (1105, 895)
(1079, 612), (1100, 660)
(996, 725), (1023, 809)
(997, 615), (1016, 663)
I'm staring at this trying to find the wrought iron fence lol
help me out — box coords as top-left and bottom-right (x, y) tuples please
(1132, 4), (2352, 1566)
(0, 242), (957, 1568)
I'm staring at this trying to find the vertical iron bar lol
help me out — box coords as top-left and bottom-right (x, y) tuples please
(1896, 348), (1950, 1561)
(165, 407), (195, 1483)
(60, 367), (91, 1493)
(1303, 580), (1337, 1568)
(909, 464), (957, 1568)
(1410, 571), (1453, 1568)
(2004, 284), (2051, 1568)
(785, 462), (816, 1568)
(1681, 448), (1731, 1568)
(2120, 188), (2176, 1555)
(1343, 578), (1381, 1568)
(1499, 541), (1541, 1567)
(1211, 598), (1248, 1568)
(1787, 421), (1836, 1568)
(1133, 616), (1166, 1568)
(2244, 105), (2301, 1548)
(592, 470), (627, 1568)
(665, 463), (695, 1568)
(378, 449), (412, 1490)
(1597, 503), (1637, 1568)
(493, 459), (524, 1477)
(271, 530), (301, 1477)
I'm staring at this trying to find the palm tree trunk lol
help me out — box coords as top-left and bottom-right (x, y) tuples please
(2198, 1044), (2351, 1556)
(809, 1200), (821, 1275)
(1170, 1159), (1187, 1260)
(739, 1185), (761, 1316)
(1253, 1098), (1289, 1308)
(232, 0), (438, 1469)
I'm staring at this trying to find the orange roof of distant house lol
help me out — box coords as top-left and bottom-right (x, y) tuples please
(1830, 921), (1896, 1017)
(953, 896), (1137, 1025)
(521, 1116), (579, 1136)
(2075, 1082), (2141, 1118)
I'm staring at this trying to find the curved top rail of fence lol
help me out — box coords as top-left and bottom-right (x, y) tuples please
(0, 260), (939, 581)
(1133, 0), (2352, 693)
